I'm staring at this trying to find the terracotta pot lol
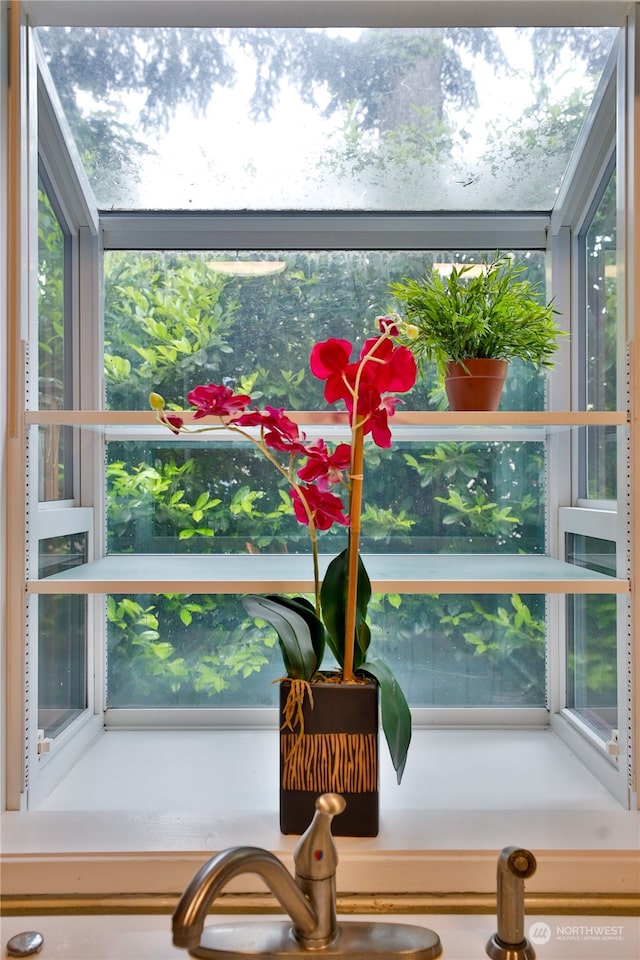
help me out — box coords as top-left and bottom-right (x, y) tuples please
(444, 358), (508, 411)
(279, 676), (379, 837)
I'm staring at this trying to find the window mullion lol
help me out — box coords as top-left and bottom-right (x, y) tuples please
(100, 212), (551, 253)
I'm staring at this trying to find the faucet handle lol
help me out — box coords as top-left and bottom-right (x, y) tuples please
(293, 793), (346, 881)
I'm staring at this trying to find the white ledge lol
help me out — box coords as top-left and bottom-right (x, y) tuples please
(2, 729), (639, 899)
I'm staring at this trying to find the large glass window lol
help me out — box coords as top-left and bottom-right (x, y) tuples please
(102, 248), (548, 710)
(106, 437), (545, 556)
(582, 165), (617, 501)
(38, 178), (72, 501)
(565, 533), (617, 740)
(103, 249), (549, 413)
(21, 12), (629, 808)
(106, 590), (546, 709)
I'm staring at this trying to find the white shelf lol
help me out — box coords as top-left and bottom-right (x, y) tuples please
(28, 552), (628, 594)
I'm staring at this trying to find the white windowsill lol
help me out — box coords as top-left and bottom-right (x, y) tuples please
(2, 728), (639, 900)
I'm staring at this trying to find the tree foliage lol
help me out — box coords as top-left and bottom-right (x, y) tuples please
(99, 249), (558, 708)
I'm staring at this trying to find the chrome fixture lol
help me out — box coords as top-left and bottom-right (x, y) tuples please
(173, 792), (442, 959)
(486, 846), (537, 960)
(6, 930), (44, 957)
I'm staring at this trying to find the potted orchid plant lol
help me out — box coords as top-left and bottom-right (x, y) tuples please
(151, 316), (416, 835)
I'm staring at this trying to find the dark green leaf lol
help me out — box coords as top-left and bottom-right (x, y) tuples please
(265, 594), (326, 667)
(242, 594), (324, 681)
(360, 659), (412, 784)
(320, 549), (371, 668)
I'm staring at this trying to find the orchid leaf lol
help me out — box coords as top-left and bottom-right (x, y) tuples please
(320, 548), (372, 669)
(360, 659), (412, 784)
(242, 594), (324, 681)
(265, 594), (326, 668)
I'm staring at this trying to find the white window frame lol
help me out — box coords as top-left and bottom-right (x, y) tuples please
(15, 34), (105, 808)
(547, 35), (632, 806)
(26, 507), (102, 808)
(7, 0), (635, 816)
(554, 507), (631, 804)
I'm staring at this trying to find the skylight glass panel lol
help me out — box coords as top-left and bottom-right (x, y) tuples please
(37, 26), (617, 211)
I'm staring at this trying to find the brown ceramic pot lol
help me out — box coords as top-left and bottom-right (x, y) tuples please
(279, 675), (379, 837)
(444, 358), (508, 411)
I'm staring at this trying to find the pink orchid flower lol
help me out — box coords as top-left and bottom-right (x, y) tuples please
(310, 335), (416, 446)
(290, 484), (349, 531)
(297, 440), (351, 486)
(186, 383), (251, 419)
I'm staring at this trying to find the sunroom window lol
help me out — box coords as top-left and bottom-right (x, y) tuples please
(102, 248), (548, 711)
(14, 8), (631, 821)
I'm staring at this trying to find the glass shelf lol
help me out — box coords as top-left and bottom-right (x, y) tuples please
(29, 552), (628, 595)
(25, 410), (628, 427)
(27, 409), (628, 596)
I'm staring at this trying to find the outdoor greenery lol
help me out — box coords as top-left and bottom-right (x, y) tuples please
(103, 249), (553, 710)
(35, 25), (616, 209)
(585, 169), (618, 501)
(38, 182), (70, 501)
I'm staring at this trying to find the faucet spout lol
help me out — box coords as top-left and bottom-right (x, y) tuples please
(173, 846), (317, 951)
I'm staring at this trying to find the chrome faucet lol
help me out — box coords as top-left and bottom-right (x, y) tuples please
(486, 846), (537, 960)
(173, 792), (344, 951)
(172, 792), (442, 960)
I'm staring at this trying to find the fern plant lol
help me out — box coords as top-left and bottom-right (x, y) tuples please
(390, 254), (564, 379)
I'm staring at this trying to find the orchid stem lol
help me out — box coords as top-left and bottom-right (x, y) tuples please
(343, 423), (364, 682)
(312, 535), (321, 617)
(341, 331), (392, 681)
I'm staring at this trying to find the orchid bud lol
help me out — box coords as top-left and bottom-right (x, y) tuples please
(165, 413), (184, 435)
(149, 392), (165, 411)
(404, 323), (419, 340)
(377, 314), (400, 336)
